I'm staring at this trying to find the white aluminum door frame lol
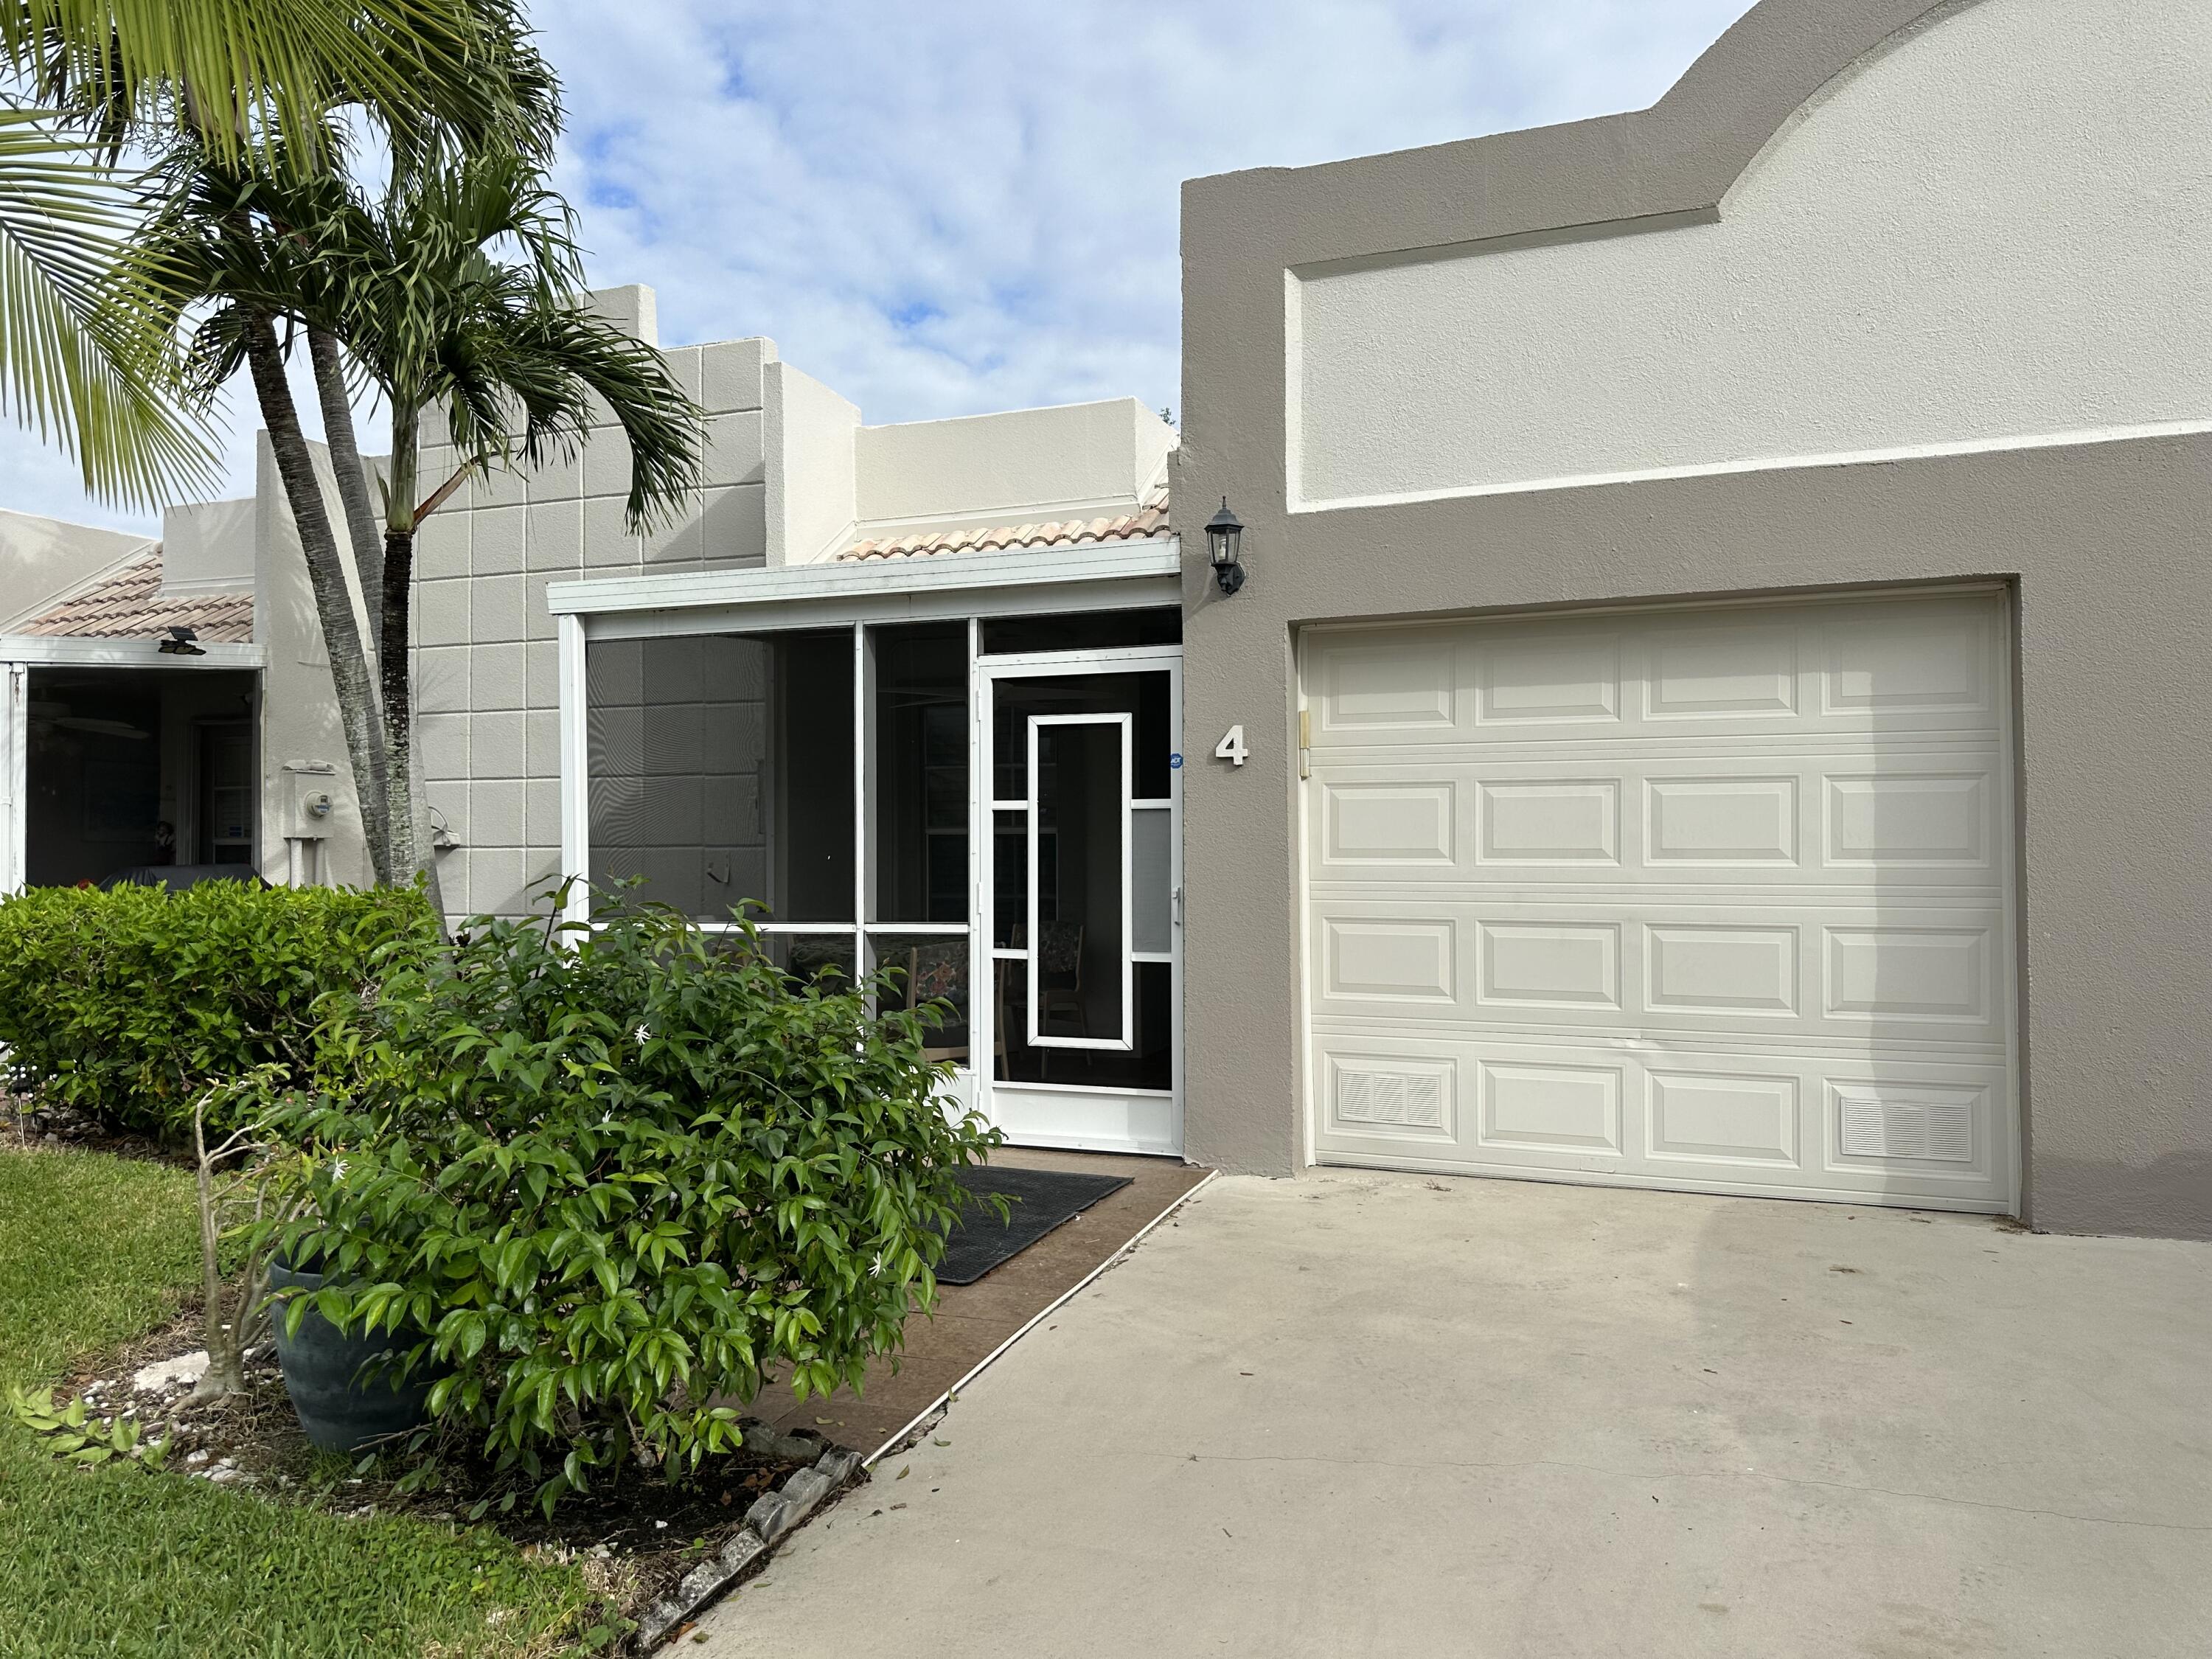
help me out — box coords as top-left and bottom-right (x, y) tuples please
(1023, 712), (1133, 1051)
(0, 662), (24, 894)
(977, 644), (1183, 1155)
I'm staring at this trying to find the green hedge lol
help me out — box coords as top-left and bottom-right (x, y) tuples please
(0, 882), (437, 1136)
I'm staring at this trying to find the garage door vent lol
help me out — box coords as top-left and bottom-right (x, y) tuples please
(1337, 1064), (1446, 1130)
(1840, 1093), (1973, 1163)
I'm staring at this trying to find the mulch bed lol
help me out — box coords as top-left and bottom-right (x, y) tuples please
(1, 1093), (186, 1166)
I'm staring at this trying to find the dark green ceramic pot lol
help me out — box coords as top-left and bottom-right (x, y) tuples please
(267, 1259), (437, 1453)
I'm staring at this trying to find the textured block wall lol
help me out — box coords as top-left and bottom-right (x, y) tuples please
(414, 337), (773, 919)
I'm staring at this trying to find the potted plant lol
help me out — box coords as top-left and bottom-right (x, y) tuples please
(259, 887), (999, 1514)
(265, 1251), (438, 1453)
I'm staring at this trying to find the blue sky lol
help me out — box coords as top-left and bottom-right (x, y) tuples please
(3, 0), (1752, 534)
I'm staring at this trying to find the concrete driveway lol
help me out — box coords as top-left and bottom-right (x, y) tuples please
(698, 1170), (2212, 1658)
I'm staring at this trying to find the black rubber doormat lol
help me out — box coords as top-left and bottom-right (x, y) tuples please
(935, 1166), (1133, 1286)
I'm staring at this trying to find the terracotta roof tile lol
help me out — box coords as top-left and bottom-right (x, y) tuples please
(17, 546), (254, 642)
(836, 485), (1169, 562)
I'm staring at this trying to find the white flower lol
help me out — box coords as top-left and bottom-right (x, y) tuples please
(634, 1024), (650, 1043)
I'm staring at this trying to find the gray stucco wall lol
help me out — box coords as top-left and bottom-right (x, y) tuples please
(414, 301), (773, 920)
(1171, 0), (2212, 1238)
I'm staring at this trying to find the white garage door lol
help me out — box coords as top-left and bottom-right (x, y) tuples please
(1301, 591), (2017, 1211)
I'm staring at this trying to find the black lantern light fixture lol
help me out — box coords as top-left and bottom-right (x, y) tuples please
(1204, 497), (1245, 595)
(156, 625), (205, 658)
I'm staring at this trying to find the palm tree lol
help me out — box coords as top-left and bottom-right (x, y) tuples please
(79, 1), (580, 891)
(0, 0), (502, 509)
(133, 133), (701, 891)
(331, 150), (701, 888)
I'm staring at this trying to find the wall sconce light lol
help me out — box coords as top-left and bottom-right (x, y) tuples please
(156, 625), (205, 657)
(1205, 498), (1245, 596)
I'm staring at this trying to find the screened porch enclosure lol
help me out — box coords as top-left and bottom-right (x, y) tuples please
(584, 623), (972, 1059)
(571, 599), (1183, 1155)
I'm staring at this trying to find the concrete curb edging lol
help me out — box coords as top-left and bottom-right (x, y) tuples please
(630, 1444), (865, 1652)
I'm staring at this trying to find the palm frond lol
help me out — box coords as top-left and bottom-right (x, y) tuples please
(0, 108), (215, 507)
(2, 0), (501, 169)
(474, 306), (700, 529)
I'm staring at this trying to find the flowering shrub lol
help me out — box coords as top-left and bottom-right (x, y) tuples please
(265, 891), (997, 1513)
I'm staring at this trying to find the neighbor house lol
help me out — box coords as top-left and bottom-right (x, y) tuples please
(0, 458), (377, 893)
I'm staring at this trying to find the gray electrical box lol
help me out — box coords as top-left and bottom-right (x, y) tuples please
(280, 759), (339, 838)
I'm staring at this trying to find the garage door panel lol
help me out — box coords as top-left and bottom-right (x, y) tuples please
(1307, 758), (2000, 890)
(1319, 915), (1458, 1004)
(1824, 924), (1993, 1024)
(1312, 1028), (2008, 1203)
(1309, 895), (2005, 1046)
(1314, 636), (1460, 732)
(1824, 1075), (1997, 1186)
(1646, 625), (1801, 720)
(1476, 632), (1624, 726)
(1477, 778), (1621, 863)
(1823, 771), (1994, 868)
(1647, 1070), (1801, 1167)
(1646, 924), (1800, 1016)
(1476, 920), (1622, 1011)
(1307, 597), (2004, 753)
(1304, 593), (2016, 1211)
(1318, 779), (1455, 865)
(1823, 610), (1995, 718)
(1317, 1043), (1461, 1144)
(1644, 774), (1801, 865)
(1477, 1058), (1624, 1157)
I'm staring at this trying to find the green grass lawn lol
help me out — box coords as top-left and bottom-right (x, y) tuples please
(0, 1146), (602, 1659)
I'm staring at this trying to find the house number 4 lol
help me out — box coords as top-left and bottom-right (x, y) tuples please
(1214, 726), (1248, 768)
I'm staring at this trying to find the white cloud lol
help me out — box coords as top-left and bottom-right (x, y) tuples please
(0, 0), (1752, 532)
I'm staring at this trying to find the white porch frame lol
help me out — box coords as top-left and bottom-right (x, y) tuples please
(546, 538), (1186, 1154)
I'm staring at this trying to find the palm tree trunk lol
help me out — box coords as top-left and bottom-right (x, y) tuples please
(378, 516), (439, 908)
(306, 328), (386, 636)
(378, 518), (419, 876)
(377, 408), (446, 921)
(305, 326), (393, 845)
(240, 310), (394, 885)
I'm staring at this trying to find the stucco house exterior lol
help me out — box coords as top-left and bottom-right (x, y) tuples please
(414, 285), (1184, 1152)
(5, 0), (2200, 1242)
(476, 0), (2205, 1239)
(1175, 0), (2212, 1239)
